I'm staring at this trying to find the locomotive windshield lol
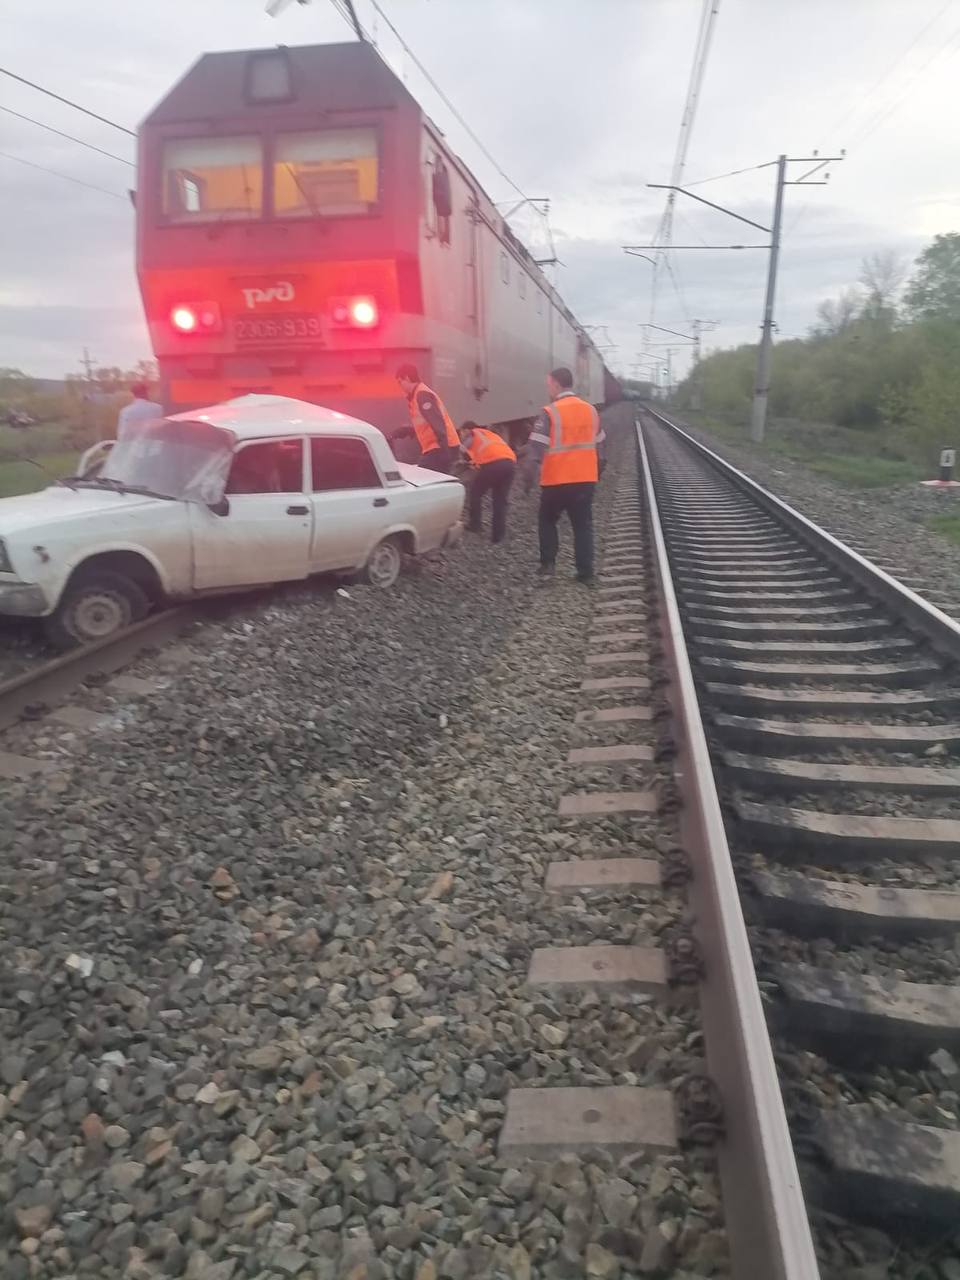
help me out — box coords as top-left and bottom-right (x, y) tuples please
(161, 128), (378, 222)
(163, 136), (263, 222)
(274, 127), (378, 216)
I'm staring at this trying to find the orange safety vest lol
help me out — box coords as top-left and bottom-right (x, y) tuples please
(408, 382), (459, 452)
(539, 394), (600, 486)
(464, 427), (516, 466)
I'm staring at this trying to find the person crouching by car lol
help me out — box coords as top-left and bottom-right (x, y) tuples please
(460, 422), (517, 544)
(393, 365), (460, 473)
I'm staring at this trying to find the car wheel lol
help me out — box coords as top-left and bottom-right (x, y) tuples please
(362, 536), (403, 589)
(44, 572), (149, 649)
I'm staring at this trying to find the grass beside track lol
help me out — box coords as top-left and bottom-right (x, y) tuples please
(679, 409), (925, 490)
(929, 513), (960, 545)
(0, 450), (78, 498)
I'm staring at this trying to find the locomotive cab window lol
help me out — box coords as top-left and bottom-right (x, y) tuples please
(162, 136), (262, 222)
(274, 128), (378, 217)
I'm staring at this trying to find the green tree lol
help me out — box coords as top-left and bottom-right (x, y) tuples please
(0, 369), (35, 406)
(904, 232), (960, 322)
(858, 249), (905, 326)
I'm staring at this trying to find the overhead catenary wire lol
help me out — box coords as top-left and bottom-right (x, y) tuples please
(0, 66), (135, 137)
(685, 160), (774, 188)
(360, 0), (537, 209)
(0, 149), (127, 200)
(822, 0), (957, 143)
(0, 105), (134, 166)
(845, 19), (960, 148)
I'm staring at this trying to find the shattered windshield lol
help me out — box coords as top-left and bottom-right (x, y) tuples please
(95, 418), (234, 503)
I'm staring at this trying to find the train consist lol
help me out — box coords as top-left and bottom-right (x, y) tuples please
(135, 41), (614, 439)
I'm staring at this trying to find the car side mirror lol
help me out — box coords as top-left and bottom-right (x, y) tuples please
(208, 497), (230, 517)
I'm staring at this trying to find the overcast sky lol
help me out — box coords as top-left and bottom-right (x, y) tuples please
(2, 0), (959, 382)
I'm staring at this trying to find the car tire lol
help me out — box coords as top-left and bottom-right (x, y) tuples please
(44, 571), (149, 649)
(362, 536), (403, 589)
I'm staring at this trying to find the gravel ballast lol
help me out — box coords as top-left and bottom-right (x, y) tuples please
(0, 410), (730, 1280)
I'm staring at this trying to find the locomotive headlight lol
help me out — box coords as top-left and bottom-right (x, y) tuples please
(330, 296), (380, 330)
(170, 302), (222, 335)
(171, 305), (198, 333)
(350, 297), (378, 328)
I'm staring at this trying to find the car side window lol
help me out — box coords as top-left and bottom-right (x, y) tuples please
(226, 439), (303, 494)
(312, 437), (382, 491)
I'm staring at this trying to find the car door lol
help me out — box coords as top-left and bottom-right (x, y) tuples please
(309, 436), (391, 572)
(190, 436), (312, 590)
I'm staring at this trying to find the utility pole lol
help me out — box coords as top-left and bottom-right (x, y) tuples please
(79, 347), (97, 444)
(639, 321), (717, 410)
(625, 150), (843, 443)
(690, 318), (719, 411)
(750, 155), (786, 443)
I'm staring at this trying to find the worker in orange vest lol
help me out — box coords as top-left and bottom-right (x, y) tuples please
(394, 364), (460, 473)
(521, 366), (605, 584)
(460, 421), (517, 543)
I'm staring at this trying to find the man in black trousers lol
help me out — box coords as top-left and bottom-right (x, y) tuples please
(460, 421), (517, 543)
(521, 367), (605, 584)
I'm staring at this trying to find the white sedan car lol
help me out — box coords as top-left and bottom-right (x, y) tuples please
(0, 395), (464, 647)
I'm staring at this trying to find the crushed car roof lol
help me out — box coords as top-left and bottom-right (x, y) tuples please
(169, 395), (385, 441)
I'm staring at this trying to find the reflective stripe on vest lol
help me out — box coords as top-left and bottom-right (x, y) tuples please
(465, 427), (516, 466)
(409, 382), (459, 452)
(540, 395), (599, 486)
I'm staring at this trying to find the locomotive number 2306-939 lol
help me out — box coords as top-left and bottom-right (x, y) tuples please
(233, 314), (322, 343)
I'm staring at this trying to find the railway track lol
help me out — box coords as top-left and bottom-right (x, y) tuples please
(635, 405), (960, 1273)
(0, 607), (197, 772)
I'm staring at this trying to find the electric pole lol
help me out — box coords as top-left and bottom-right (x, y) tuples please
(625, 150), (843, 443)
(750, 155), (786, 443)
(79, 347), (97, 444)
(690, 318), (719, 411)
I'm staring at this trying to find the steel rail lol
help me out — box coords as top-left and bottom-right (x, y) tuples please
(0, 607), (196, 732)
(645, 406), (960, 663)
(636, 420), (821, 1279)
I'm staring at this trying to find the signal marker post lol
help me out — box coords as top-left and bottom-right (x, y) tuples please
(921, 448), (960, 489)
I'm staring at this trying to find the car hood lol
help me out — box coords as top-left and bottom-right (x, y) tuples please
(396, 462), (463, 488)
(0, 485), (169, 536)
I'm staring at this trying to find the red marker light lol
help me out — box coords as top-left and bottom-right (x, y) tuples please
(329, 296), (380, 329)
(171, 305), (198, 333)
(170, 301), (222, 335)
(350, 297), (378, 328)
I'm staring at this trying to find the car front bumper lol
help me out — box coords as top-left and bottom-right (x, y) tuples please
(0, 581), (50, 617)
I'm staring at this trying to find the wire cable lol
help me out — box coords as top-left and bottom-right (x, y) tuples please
(826, 0), (956, 142)
(0, 105), (134, 165)
(846, 20), (960, 148)
(363, 0), (535, 207)
(663, 255), (694, 327)
(0, 67), (135, 136)
(0, 149), (127, 200)
(686, 160), (774, 188)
